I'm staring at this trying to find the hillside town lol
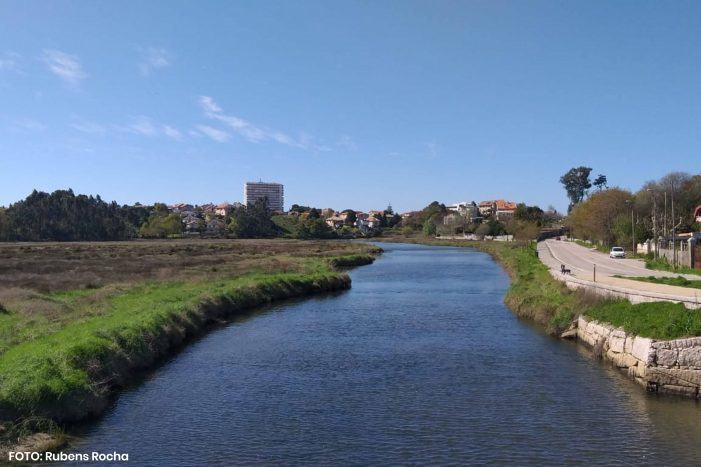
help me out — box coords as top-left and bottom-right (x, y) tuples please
(162, 181), (526, 239)
(0, 170), (699, 269)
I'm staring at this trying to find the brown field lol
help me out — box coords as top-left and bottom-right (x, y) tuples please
(0, 238), (369, 293)
(0, 238), (376, 342)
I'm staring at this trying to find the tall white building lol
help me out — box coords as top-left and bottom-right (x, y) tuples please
(244, 181), (284, 212)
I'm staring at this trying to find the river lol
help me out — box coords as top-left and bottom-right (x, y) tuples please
(71, 243), (701, 465)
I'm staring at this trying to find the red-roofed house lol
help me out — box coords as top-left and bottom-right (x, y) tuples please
(495, 200), (517, 220)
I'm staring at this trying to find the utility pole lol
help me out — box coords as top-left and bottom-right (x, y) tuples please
(632, 208), (636, 255)
(649, 189), (658, 259)
(672, 187), (676, 268)
(664, 191), (668, 239)
(626, 199), (635, 254)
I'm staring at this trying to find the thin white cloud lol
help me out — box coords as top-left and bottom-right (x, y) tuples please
(199, 96), (221, 114)
(0, 52), (21, 72)
(139, 47), (172, 75)
(195, 124), (230, 142)
(70, 119), (106, 135)
(41, 49), (86, 85)
(197, 95), (322, 149)
(10, 118), (46, 132)
(336, 135), (357, 151)
(126, 116), (158, 136)
(70, 115), (183, 141)
(162, 125), (183, 141)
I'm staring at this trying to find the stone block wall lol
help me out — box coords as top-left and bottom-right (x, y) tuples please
(576, 316), (701, 398)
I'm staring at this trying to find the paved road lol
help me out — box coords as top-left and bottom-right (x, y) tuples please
(538, 239), (701, 304)
(538, 239), (698, 280)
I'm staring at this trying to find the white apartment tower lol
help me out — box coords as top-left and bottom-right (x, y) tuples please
(244, 181), (284, 212)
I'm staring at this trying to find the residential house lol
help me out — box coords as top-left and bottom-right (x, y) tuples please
(325, 212), (348, 229)
(356, 212), (369, 222)
(321, 208), (336, 218)
(478, 199), (517, 220)
(215, 203), (233, 217)
(478, 201), (496, 217)
(184, 218), (202, 234)
(182, 212), (200, 224)
(170, 203), (194, 213)
(443, 213), (460, 225)
(695, 205), (701, 223)
(447, 201), (481, 223)
(200, 203), (216, 215)
(495, 200), (517, 220)
(366, 216), (382, 229)
(205, 218), (227, 235)
(355, 214), (382, 233)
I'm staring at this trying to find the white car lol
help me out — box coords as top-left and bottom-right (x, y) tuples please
(609, 247), (626, 259)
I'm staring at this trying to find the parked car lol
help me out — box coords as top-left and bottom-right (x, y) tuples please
(609, 247), (626, 259)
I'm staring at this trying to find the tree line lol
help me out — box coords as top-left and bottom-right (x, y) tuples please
(0, 190), (338, 241)
(0, 190), (145, 241)
(400, 200), (560, 241)
(561, 167), (701, 248)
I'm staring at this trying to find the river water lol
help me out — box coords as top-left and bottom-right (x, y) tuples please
(72, 243), (701, 465)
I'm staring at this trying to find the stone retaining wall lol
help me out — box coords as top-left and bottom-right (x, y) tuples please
(576, 316), (701, 398)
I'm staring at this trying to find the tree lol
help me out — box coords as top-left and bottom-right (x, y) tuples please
(560, 166), (592, 211)
(153, 202), (170, 216)
(387, 213), (402, 228)
(509, 220), (541, 241)
(422, 217), (437, 237)
(593, 174), (608, 191)
(343, 210), (357, 226)
(1, 189), (136, 241)
(634, 171), (699, 233)
(0, 208), (9, 241)
(475, 223), (491, 236)
(228, 199), (279, 238)
(294, 218), (335, 239)
(565, 188), (632, 246)
(139, 213), (183, 238)
(514, 203), (544, 224)
(289, 204), (312, 214)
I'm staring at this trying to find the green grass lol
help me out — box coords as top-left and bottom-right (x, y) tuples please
(645, 257), (701, 277)
(617, 275), (701, 290)
(328, 253), (377, 268)
(0, 246), (382, 424)
(587, 300), (701, 340)
(469, 243), (701, 339)
(271, 215), (299, 236)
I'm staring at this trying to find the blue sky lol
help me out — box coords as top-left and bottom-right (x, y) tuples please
(1, 0), (700, 213)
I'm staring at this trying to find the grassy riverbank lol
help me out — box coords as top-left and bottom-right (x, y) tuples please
(379, 236), (701, 339)
(0, 239), (379, 449)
